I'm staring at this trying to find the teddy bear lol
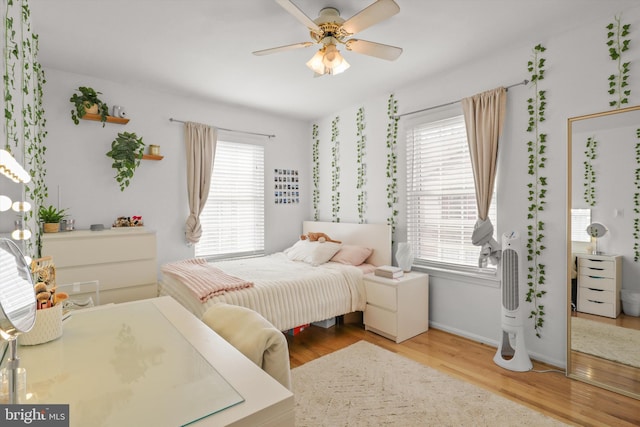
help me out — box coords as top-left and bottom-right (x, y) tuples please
(300, 232), (342, 244)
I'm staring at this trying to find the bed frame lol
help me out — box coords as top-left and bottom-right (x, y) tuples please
(302, 221), (392, 266)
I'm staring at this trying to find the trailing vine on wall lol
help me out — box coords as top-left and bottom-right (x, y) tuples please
(331, 116), (340, 222)
(634, 129), (640, 262)
(356, 106), (367, 223)
(3, 0), (48, 258)
(606, 15), (631, 108)
(525, 44), (548, 338)
(583, 136), (597, 206)
(312, 123), (320, 221)
(386, 94), (399, 239)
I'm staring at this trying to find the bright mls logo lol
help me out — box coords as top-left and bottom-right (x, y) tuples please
(0, 405), (69, 426)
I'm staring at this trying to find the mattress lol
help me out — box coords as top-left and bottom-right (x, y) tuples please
(159, 252), (367, 331)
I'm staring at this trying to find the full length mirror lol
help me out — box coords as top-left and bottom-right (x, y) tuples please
(567, 105), (640, 399)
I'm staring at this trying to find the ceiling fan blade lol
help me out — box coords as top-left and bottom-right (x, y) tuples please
(275, 0), (322, 35)
(345, 39), (402, 61)
(253, 42), (314, 56)
(342, 0), (400, 35)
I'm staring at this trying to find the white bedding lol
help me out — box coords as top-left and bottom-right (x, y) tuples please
(159, 252), (367, 331)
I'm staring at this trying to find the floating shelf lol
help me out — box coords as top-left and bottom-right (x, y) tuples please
(81, 113), (130, 125)
(142, 154), (163, 161)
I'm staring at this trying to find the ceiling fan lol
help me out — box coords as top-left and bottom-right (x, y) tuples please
(253, 0), (402, 76)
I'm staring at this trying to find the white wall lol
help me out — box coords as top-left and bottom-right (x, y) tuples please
(40, 68), (311, 270)
(310, 5), (640, 367)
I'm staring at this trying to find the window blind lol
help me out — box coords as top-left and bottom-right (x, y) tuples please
(195, 140), (264, 258)
(406, 113), (497, 269)
(571, 208), (591, 243)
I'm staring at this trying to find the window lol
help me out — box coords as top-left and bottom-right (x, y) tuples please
(571, 208), (591, 243)
(195, 140), (264, 259)
(406, 109), (497, 271)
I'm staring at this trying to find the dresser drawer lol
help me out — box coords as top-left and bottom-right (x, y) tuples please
(578, 258), (615, 277)
(578, 287), (616, 304)
(364, 280), (397, 311)
(364, 304), (397, 336)
(578, 274), (616, 291)
(577, 295), (615, 317)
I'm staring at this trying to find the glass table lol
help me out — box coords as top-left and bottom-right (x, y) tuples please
(14, 297), (294, 427)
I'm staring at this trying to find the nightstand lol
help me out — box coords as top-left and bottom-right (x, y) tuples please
(363, 271), (429, 343)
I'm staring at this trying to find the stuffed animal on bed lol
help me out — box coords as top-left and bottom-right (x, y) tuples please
(300, 232), (342, 244)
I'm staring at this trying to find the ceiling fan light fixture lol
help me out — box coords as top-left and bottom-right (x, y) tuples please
(306, 48), (327, 74)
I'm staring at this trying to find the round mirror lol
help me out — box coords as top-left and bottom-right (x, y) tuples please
(0, 238), (36, 339)
(586, 222), (608, 239)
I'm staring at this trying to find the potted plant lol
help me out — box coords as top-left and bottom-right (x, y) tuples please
(69, 86), (109, 126)
(106, 132), (145, 191)
(38, 205), (67, 233)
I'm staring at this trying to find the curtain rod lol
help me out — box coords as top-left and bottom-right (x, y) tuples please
(169, 118), (276, 139)
(394, 79), (530, 119)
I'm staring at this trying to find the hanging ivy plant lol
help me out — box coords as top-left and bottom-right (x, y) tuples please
(356, 106), (367, 224)
(525, 44), (548, 338)
(583, 136), (597, 206)
(106, 132), (145, 191)
(386, 94), (399, 240)
(312, 123), (320, 221)
(606, 15), (631, 108)
(634, 129), (640, 262)
(331, 116), (340, 222)
(4, 0), (19, 151)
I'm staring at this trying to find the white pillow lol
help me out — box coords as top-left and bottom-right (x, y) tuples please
(284, 240), (342, 266)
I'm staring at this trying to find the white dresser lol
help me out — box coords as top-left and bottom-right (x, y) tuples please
(41, 228), (157, 304)
(576, 254), (622, 318)
(363, 271), (429, 343)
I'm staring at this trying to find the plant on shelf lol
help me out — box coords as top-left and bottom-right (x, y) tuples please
(38, 205), (67, 233)
(106, 131), (145, 191)
(70, 86), (109, 126)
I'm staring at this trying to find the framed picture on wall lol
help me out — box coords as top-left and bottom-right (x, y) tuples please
(274, 168), (300, 204)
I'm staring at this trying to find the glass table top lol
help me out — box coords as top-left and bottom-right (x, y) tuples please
(16, 301), (244, 427)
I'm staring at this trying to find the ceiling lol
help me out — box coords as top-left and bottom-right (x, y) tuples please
(31, 0), (639, 121)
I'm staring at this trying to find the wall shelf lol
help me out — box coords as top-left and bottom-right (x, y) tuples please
(142, 154), (163, 160)
(81, 113), (130, 125)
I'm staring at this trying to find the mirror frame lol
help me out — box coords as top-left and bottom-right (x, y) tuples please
(567, 104), (640, 400)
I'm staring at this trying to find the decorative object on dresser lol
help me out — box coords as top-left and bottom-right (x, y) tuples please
(38, 205), (67, 233)
(374, 265), (403, 279)
(585, 222), (608, 255)
(41, 228), (157, 305)
(363, 271), (429, 343)
(575, 253), (622, 318)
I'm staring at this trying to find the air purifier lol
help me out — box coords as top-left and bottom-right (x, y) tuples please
(494, 231), (533, 372)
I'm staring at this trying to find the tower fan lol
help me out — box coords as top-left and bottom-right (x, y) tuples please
(494, 231), (533, 371)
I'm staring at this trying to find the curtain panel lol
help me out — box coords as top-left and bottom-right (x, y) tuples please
(185, 122), (217, 244)
(462, 87), (506, 267)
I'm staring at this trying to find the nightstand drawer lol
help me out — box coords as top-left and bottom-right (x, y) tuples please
(364, 281), (397, 311)
(578, 296), (615, 317)
(578, 274), (616, 291)
(364, 304), (397, 336)
(578, 287), (616, 304)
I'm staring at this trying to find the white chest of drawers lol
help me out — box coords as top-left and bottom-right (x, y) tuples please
(41, 228), (158, 304)
(363, 271), (429, 343)
(576, 254), (622, 318)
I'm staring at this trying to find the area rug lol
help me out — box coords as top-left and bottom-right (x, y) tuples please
(291, 341), (566, 427)
(571, 316), (640, 368)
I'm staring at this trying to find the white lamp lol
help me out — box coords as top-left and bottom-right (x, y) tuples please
(306, 42), (350, 76)
(0, 195), (11, 212)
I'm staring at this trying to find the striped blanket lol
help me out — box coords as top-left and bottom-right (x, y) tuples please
(160, 258), (254, 302)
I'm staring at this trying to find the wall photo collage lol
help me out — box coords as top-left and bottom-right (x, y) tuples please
(274, 168), (300, 204)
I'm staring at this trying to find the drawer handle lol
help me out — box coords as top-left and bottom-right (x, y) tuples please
(587, 288), (604, 292)
(587, 275), (604, 279)
(587, 299), (604, 304)
(587, 267), (604, 271)
(586, 259), (604, 262)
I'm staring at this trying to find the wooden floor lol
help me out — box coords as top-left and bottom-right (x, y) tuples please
(286, 320), (640, 427)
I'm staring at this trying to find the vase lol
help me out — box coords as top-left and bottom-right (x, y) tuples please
(396, 242), (414, 272)
(43, 222), (60, 233)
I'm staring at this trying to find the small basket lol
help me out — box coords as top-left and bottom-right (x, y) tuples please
(19, 303), (63, 346)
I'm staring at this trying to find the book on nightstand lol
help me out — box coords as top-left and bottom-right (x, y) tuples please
(374, 265), (404, 279)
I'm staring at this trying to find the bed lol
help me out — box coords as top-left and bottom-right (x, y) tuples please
(158, 221), (391, 331)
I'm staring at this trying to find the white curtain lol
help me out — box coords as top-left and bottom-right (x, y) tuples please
(185, 122), (217, 245)
(462, 87), (506, 267)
